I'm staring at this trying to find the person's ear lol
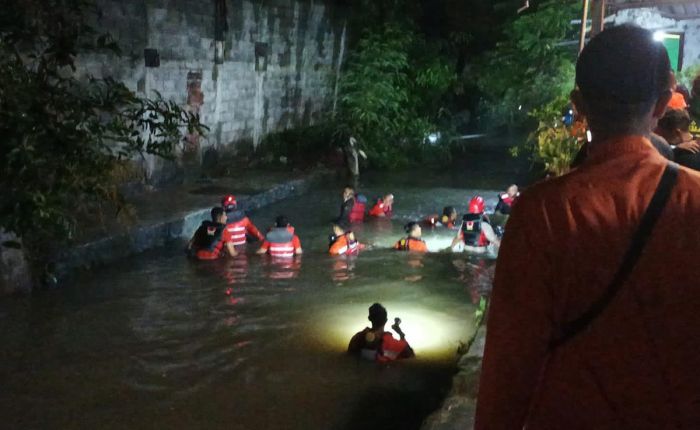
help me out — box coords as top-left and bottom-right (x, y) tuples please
(570, 89), (588, 118)
(652, 90), (673, 119)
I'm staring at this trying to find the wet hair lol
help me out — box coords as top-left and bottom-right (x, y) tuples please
(211, 206), (225, 222)
(275, 215), (289, 228)
(368, 303), (388, 327)
(404, 221), (419, 234)
(658, 109), (691, 134)
(576, 25), (671, 129)
(442, 206), (456, 217)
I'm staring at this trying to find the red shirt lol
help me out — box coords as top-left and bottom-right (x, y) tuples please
(476, 136), (700, 429)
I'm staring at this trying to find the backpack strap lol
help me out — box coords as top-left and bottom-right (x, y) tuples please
(549, 162), (679, 350)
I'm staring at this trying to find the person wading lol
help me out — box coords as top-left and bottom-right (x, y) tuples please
(476, 25), (700, 429)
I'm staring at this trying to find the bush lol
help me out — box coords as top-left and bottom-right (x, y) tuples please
(472, 0), (579, 129)
(335, 24), (457, 168)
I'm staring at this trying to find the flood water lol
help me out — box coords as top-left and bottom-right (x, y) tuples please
(0, 151), (528, 430)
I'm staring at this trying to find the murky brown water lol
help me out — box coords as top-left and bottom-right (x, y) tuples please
(0, 160), (527, 429)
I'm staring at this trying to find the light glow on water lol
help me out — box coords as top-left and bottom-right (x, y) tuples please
(316, 302), (473, 360)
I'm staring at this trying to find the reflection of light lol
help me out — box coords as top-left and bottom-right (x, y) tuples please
(653, 31), (666, 42)
(317, 303), (474, 360)
(427, 132), (440, 144)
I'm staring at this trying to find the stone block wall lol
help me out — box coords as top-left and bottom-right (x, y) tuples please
(76, 0), (348, 182)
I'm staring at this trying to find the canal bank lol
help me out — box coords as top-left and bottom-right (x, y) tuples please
(52, 169), (332, 282)
(421, 325), (487, 430)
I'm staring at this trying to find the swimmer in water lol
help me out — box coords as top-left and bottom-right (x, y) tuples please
(423, 206), (458, 229)
(394, 222), (428, 252)
(347, 303), (415, 362)
(451, 196), (500, 254)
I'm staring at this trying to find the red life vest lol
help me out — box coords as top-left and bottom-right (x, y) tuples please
(359, 331), (412, 362)
(225, 211), (250, 246)
(349, 194), (367, 223)
(266, 227), (296, 258)
(461, 214), (489, 247)
(369, 198), (392, 217)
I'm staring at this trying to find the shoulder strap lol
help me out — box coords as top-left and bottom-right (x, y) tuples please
(550, 162), (679, 350)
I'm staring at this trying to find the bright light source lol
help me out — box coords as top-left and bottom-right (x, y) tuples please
(427, 132), (440, 144)
(586, 130), (592, 142)
(315, 302), (475, 360)
(653, 31), (666, 42)
(518, 105), (523, 111)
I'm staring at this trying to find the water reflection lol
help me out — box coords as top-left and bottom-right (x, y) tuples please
(452, 257), (495, 304)
(331, 255), (357, 283)
(261, 255), (302, 280)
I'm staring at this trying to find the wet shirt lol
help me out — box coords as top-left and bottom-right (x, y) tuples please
(476, 136), (700, 429)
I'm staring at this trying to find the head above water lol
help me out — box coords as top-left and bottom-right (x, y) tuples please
(211, 206), (226, 224)
(331, 223), (345, 237)
(507, 185), (519, 197)
(572, 25), (673, 140)
(404, 221), (422, 238)
(368, 303), (388, 328)
(342, 186), (355, 201)
(221, 194), (237, 211)
(442, 206), (457, 221)
(275, 215), (289, 228)
(383, 194), (394, 205)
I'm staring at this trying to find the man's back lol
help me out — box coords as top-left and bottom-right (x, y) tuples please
(477, 136), (700, 428)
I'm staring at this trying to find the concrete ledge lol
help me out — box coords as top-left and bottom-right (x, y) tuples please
(421, 325), (486, 430)
(54, 172), (326, 279)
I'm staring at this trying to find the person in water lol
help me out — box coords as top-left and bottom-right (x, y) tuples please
(221, 194), (265, 248)
(328, 224), (363, 256)
(347, 303), (415, 362)
(368, 193), (394, 218)
(394, 222), (428, 252)
(451, 196), (500, 253)
(187, 207), (238, 260)
(424, 206), (458, 229)
(495, 185), (519, 215)
(256, 215), (302, 258)
(335, 186), (367, 226)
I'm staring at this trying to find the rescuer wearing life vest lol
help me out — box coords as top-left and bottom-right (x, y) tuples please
(423, 206), (458, 229)
(256, 215), (302, 258)
(394, 222), (428, 252)
(368, 194), (394, 218)
(347, 303), (415, 362)
(495, 184), (520, 215)
(221, 194), (265, 248)
(187, 207), (238, 260)
(328, 224), (363, 256)
(336, 186), (367, 225)
(451, 196), (501, 253)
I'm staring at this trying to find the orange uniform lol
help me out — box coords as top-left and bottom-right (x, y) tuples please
(476, 136), (700, 429)
(225, 215), (264, 246)
(393, 237), (428, 252)
(329, 234), (360, 256)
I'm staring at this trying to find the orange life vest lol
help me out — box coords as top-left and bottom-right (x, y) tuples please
(329, 234), (360, 255)
(265, 227), (297, 258)
(394, 237), (428, 252)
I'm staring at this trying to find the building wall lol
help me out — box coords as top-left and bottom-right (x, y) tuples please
(611, 7), (700, 70)
(77, 0), (348, 182)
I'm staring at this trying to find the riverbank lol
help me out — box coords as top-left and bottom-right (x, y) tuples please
(421, 325), (486, 430)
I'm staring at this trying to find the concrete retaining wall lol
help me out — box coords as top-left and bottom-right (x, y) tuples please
(77, 0), (348, 182)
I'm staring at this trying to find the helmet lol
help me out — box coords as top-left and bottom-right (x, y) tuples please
(468, 196), (485, 214)
(221, 194), (237, 210)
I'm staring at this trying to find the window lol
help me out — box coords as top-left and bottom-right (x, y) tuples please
(654, 31), (684, 71)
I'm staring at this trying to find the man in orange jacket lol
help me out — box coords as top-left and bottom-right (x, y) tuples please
(221, 194), (264, 248)
(476, 25), (700, 429)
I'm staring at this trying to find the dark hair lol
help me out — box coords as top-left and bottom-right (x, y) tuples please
(693, 74), (700, 99)
(275, 215), (289, 228)
(404, 221), (418, 234)
(368, 303), (388, 326)
(658, 109), (691, 134)
(442, 206), (456, 217)
(576, 25), (671, 128)
(211, 206), (225, 221)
